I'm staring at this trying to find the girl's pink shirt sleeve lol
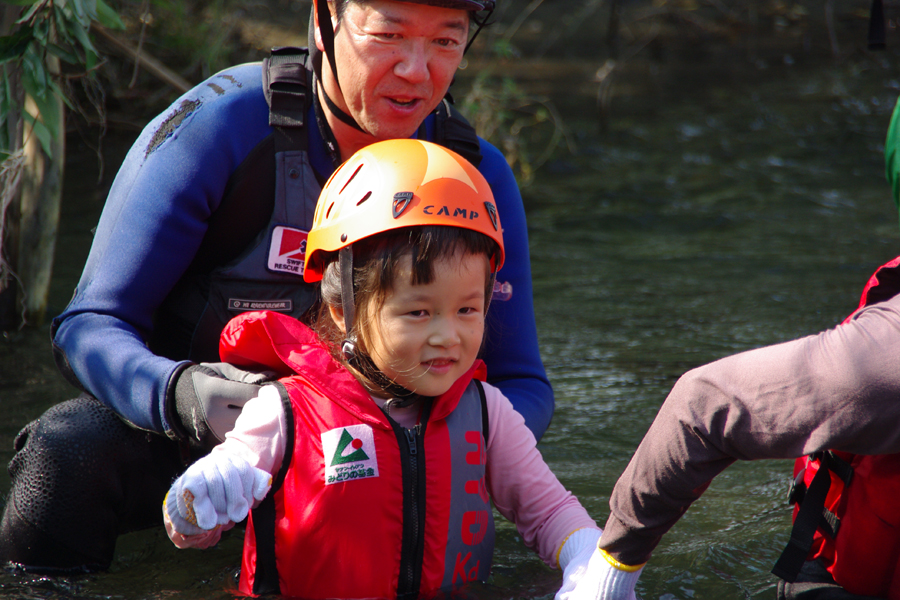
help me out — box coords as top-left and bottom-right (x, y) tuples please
(167, 383), (600, 565)
(482, 382), (600, 567)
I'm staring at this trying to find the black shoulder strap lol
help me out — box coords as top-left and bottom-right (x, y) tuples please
(251, 382), (295, 596)
(772, 451), (853, 582)
(430, 98), (483, 168)
(186, 50), (313, 273)
(474, 379), (489, 446)
(263, 47), (312, 153)
(264, 47), (310, 128)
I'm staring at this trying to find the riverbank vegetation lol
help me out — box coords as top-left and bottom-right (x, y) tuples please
(0, 0), (891, 329)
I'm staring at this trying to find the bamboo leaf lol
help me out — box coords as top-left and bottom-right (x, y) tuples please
(52, 8), (75, 46)
(23, 111), (53, 157)
(16, 1), (44, 25)
(26, 84), (61, 142)
(69, 0), (88, 25)
(69, 20), (97, 56)
(95, 0), (124, 29)
(47, 43), (78, 65)
(84, 47), (97, 70)
(79, 0), (98, 22)
(21, 49), (49, 99)
(0, 30), (33, 64)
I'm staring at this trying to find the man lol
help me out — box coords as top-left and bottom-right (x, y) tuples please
(0, 0), (554, 572)
(558, 98), (900, 600)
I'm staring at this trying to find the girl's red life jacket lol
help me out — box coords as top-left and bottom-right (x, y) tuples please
(218, 310), (495, 598)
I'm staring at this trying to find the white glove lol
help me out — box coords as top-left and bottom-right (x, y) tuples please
(556, 529), (644, 600)
(164, 452), (271, 536)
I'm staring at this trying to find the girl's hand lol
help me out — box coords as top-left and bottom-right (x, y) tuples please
(164, 452), (271, 536)
(555, 529), (644, 600)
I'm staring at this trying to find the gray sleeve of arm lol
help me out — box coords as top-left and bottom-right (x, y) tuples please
(601, 291), (900, 565)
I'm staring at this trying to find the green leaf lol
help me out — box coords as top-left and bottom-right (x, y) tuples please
(69, 20), (97, 56)
(23, 111), (53, 157)
(84, 47), (97, 71)
(31, 14), (49, 44)
(0, 29), (33, 64)
(25, 82), (62, 142)
(16, 1), (44, 25)
(47, 43), (79, 65)
(95, 0), (124, 29)
(21, 48), (49, 98)
(80, 0), (98, 21)
(52, 7), (73, 44)
(67, 0), (88, 26)
(2, 0), (41, 5)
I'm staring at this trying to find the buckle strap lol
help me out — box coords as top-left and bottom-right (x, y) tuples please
(772, 461), (833, 582)
(818, 451), (853, 487)
(264, 47), (309, 129)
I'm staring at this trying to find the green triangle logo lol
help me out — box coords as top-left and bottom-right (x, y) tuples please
(331, 428), (369, 465)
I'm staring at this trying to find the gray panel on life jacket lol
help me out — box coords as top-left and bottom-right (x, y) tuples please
(441, 381), (495, 589)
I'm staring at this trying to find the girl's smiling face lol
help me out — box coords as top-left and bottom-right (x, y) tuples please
(364, 251), (489, 397)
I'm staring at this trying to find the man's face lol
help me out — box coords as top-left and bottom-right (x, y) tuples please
(319, 0), (469, 147)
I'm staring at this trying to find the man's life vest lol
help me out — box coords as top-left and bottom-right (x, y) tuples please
(217, 310), (496, 599)
(773, 256), (900, 599)
(149, 48), (483, 364)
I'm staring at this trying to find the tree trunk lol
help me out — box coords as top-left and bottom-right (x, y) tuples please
(19, 86), (65, 327)
(0, 4), (24, 331)
(0, 6), (66, 330)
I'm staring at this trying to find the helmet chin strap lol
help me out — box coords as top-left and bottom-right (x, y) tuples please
(314, 0), (367, 134)
(339, 247), (358, 361)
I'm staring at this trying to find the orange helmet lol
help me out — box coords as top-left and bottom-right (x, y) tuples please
(304, 139), (504, 283)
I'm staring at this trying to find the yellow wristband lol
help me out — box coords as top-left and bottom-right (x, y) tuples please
(599, 548), (646, 573)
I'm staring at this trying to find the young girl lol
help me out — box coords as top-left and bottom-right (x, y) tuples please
(163, 139), (604, 598)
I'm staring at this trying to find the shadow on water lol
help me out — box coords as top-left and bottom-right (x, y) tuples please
(2, 14), (900, 600)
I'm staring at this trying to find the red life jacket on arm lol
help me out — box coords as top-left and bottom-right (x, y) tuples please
(774, 256), (900, 599)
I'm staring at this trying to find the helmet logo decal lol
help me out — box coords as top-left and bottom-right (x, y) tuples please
(484, 202), (499, 231)
(393, 192), (414, 219)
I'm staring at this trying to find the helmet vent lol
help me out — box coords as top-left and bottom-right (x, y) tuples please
(340, 163), (365, 194)
(325, 202), (335, 219)
(357, 191), (372, 206)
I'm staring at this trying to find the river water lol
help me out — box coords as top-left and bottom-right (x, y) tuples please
(1, 18), (899, 600)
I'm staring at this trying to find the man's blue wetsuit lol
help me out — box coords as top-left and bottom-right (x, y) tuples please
(0, 61), (553, 570)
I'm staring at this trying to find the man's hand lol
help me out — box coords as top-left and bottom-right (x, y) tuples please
(169, 362), (277, 449)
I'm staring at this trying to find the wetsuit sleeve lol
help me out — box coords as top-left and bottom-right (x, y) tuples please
(50, 63), (272, 434)
(483, 383), (599, 567)
(477, 139), (554, 441)
(600, 290), (900, 566)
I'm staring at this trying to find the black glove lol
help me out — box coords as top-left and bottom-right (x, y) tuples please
(168, 363), (277, 450)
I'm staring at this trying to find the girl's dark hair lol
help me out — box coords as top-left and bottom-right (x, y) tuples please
(314, 226), (499, 389)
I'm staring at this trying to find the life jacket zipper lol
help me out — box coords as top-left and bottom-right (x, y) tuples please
(403, 426), (419, 595)
(388, 412), (428, 600)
